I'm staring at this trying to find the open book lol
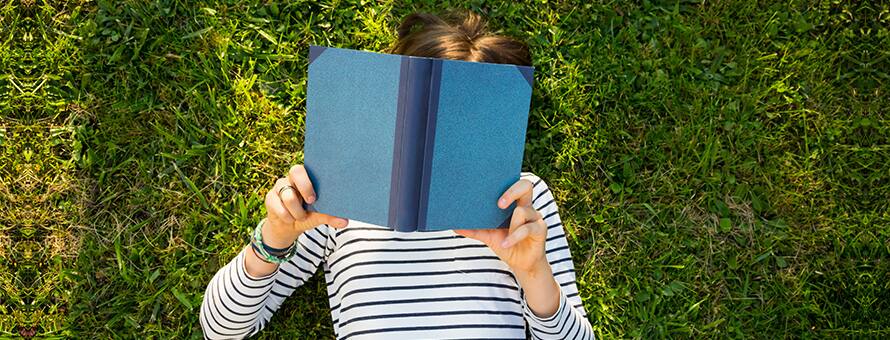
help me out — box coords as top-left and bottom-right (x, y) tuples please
(303, 46), (533, 231)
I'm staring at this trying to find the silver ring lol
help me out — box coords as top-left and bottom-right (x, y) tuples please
(278, 185), (295, 197)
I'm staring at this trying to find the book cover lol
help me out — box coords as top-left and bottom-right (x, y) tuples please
(303, 45), (533, 231)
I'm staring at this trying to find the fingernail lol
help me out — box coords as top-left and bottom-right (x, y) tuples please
(306, 195), (316, 204)
(500, 239), (512, 248)
(498, 198), (507, 208)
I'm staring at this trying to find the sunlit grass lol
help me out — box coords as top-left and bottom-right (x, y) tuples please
(0, 0), (887, 338)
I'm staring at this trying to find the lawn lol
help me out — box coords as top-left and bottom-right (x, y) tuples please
(1, 0), (887, 338)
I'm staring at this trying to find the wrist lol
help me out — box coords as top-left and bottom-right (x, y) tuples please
(514, 257), (560, 318)
(244, 245), (280, 277)
(262, 218), (301, 248)
(251, 218), (300, 264)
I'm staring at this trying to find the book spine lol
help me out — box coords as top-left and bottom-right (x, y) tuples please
(387, 57), (411, 230)
(388, 57), (433, 231)
(416, 59), (443, 231)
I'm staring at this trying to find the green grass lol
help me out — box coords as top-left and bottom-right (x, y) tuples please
(1, 0), (888, 338)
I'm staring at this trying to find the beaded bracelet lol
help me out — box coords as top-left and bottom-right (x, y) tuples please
(250, 218), (298, 264)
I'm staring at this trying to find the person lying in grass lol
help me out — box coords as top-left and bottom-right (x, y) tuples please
(200, 11), (594, 340)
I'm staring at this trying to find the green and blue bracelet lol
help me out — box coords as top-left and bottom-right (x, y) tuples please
(250, 218), (298, 264)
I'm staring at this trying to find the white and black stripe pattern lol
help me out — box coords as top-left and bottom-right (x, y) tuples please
(200, 173), (593, 339)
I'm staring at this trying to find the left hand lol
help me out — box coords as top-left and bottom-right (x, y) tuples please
(455, 179), (550, 276)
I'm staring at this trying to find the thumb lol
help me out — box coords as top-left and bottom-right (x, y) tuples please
(454, 229), (479, 240)
(455, 229), (507, 248)
(304, 212), (349, 229)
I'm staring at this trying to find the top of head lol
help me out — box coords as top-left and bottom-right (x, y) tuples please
(390, 12), (532, 67)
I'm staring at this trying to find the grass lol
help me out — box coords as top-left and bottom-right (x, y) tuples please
(1, 0), (887, 338)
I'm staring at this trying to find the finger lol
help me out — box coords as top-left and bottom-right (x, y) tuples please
(288, 165), (317, 204)
(498, 179), (534, 209)
(266, 181), (295, 225)
(304, 212), (349, 228)
(501, 223), (530, 248)
(510, 205), (542, 229)
(279, 185), (306, 220)
(501, 220), (546, 248)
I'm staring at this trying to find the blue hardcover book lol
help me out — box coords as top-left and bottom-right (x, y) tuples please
(303, 45), (533, 231)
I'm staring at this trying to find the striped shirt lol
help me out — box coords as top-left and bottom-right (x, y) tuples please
(200, 173), (594, 339)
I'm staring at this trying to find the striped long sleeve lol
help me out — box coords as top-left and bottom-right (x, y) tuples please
(522, 173), (594, 340)
(199, 225), (334, 339)
(200, 172), (594, 339)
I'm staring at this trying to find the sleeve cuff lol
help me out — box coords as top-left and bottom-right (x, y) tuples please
(523, 286), (568, 328)
(238, 248), (279, 283)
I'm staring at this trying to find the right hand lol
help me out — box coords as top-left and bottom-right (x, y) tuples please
(263, 164), (348, 248)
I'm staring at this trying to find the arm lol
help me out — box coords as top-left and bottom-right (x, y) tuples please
(519, 175), (592, 339)
(199, 226), (333, 339)
(200, 165), (347, 339)
(456, 174), (593, 340)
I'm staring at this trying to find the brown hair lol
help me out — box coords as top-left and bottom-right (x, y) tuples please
(390, 12), (531, 66)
